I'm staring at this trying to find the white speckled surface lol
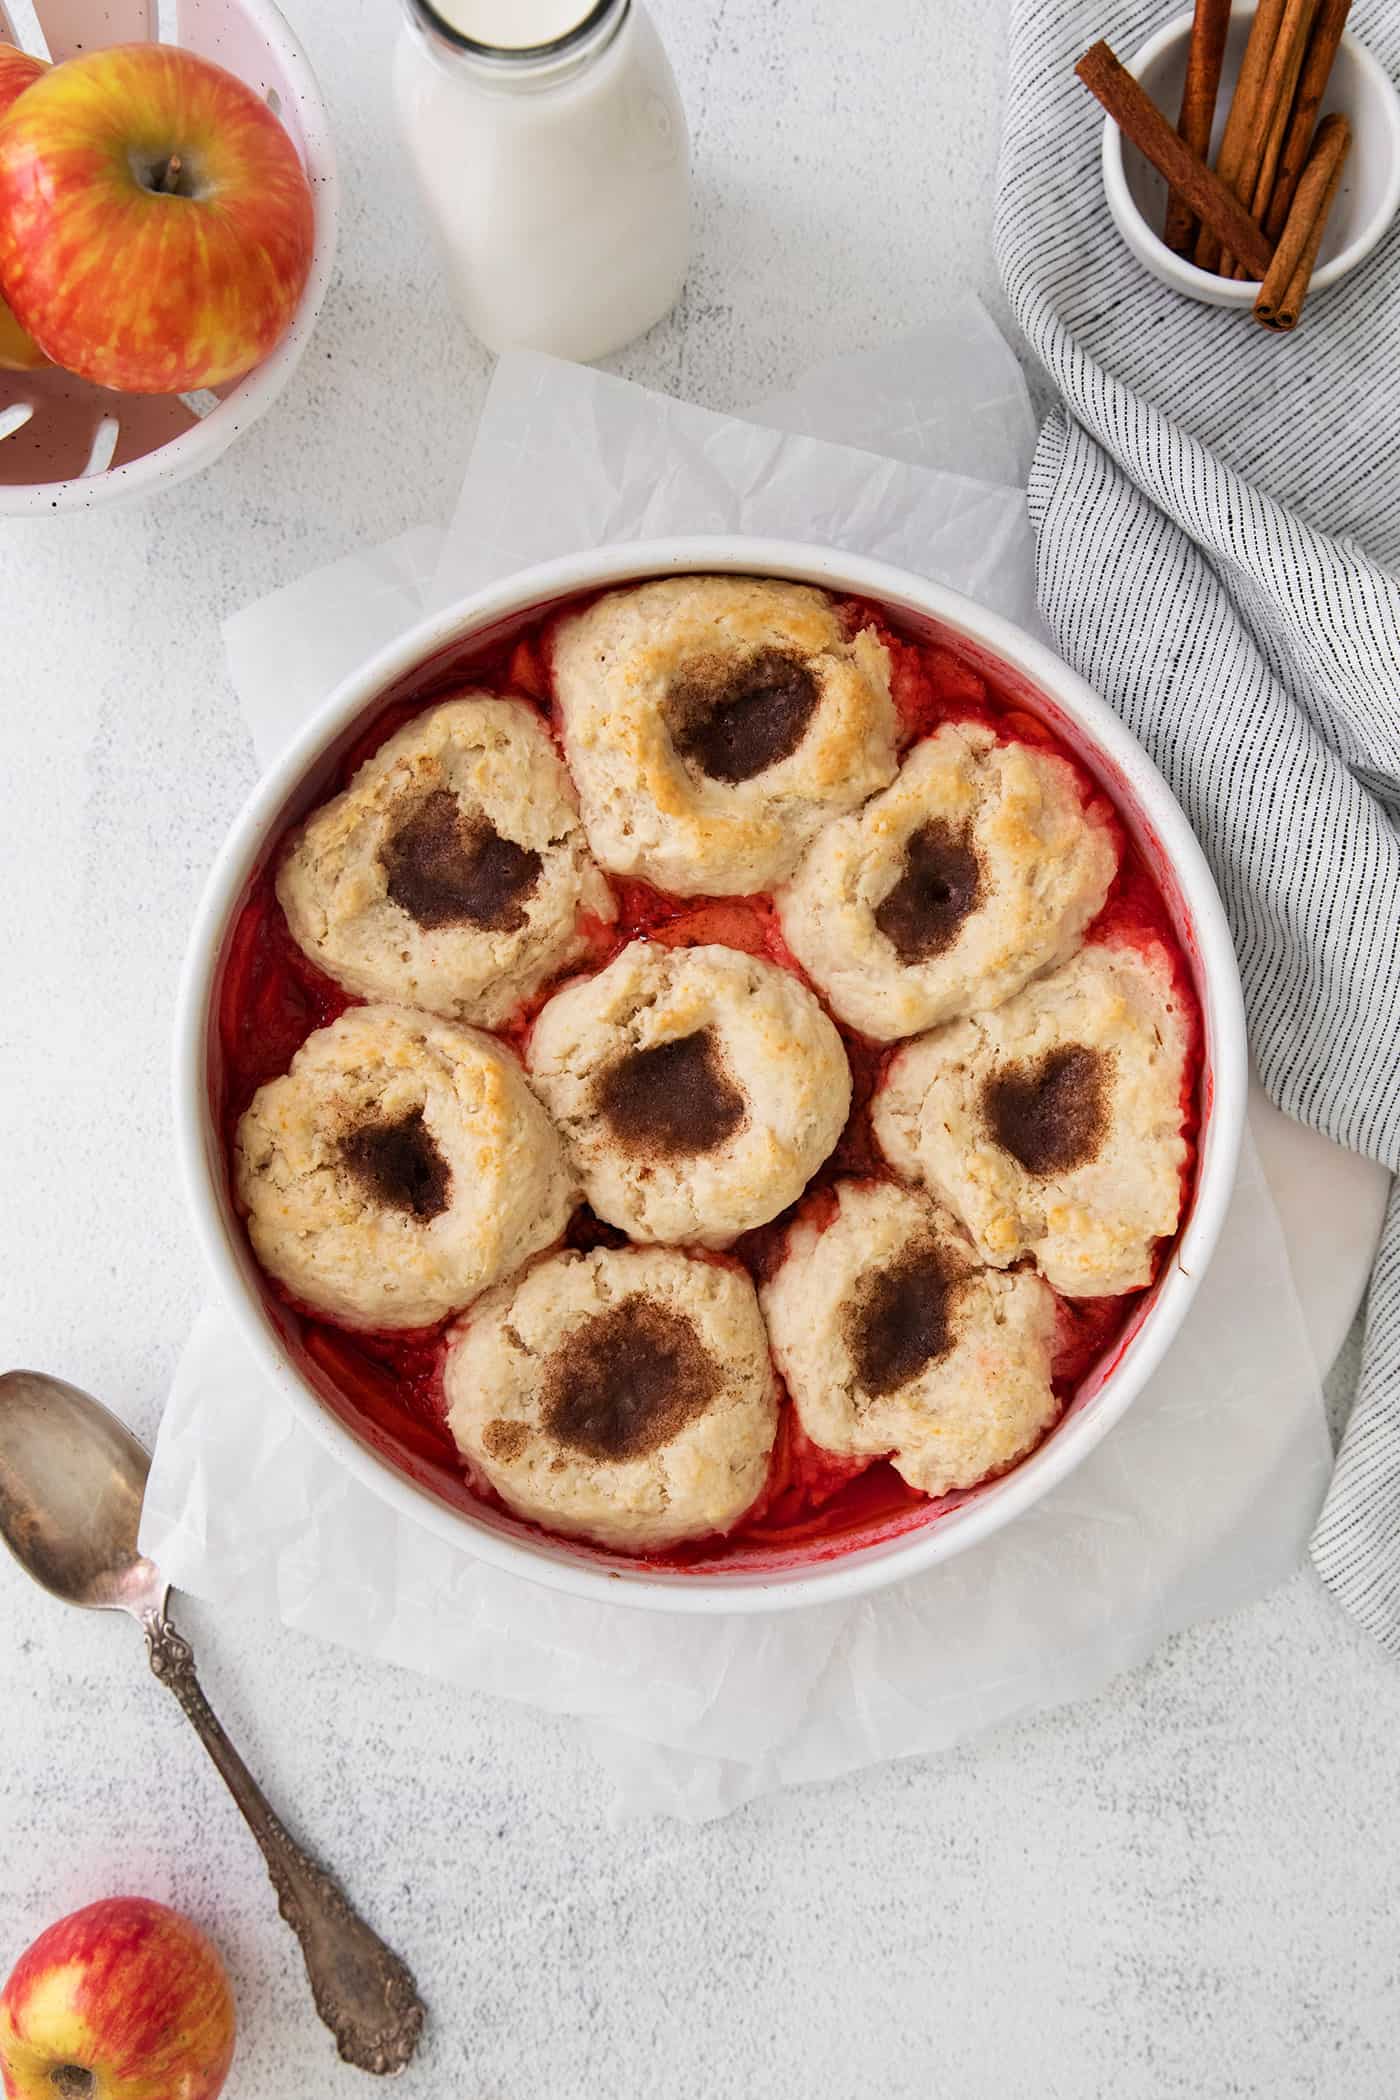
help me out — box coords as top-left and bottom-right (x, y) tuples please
(0, 0), (1392, 2092)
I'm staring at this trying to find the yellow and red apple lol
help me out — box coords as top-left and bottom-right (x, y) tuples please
(0, 41), (314, 394)
(0, 1896), (236, 2100)
(0, 42), (47, 371)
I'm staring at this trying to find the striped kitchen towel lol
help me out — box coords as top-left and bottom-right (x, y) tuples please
(994, 1), (1400, 1645)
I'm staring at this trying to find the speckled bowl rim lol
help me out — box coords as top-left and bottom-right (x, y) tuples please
(173, 538), (1247, 1615)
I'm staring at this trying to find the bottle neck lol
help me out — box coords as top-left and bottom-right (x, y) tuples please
(402, 0), (630, 90)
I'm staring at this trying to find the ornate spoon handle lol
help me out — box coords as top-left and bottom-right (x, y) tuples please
(142, 1606), (425, 2075)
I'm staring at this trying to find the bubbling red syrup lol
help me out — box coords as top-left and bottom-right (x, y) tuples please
(215, 589), (1203, 1573)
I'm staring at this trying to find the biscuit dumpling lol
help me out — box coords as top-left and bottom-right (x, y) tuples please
(277, 695), (614, 1028)
(235, 1004), (574, 1328)
(527, 940), (851, 1247)
(873, 941), (1191, 1297)
(777, 721), (1118, 1040)
(446, 1245), (780, 1551)
(551, 575), (899, 895)
(762, 1179), (1059, 1499)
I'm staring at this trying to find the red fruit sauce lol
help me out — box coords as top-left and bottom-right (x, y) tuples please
(214, 592), (1203, 1574)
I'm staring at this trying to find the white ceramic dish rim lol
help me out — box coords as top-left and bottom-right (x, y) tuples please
(1100, 6), (1400, 303)
(0, 0), (340, 517)
(173, 537), (1248, 1615)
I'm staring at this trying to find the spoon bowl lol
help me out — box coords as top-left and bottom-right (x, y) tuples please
(0, 1370), (164, 1618)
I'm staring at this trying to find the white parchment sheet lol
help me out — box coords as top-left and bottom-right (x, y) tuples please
(145, 299), (1330, 1822)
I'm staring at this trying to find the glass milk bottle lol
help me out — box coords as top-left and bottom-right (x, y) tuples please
(393, 0), (690, 362)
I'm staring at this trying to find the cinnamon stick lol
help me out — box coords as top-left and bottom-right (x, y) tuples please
(1194, 0), (1288, 273)
(1263, 0), (1352, 240)
(1076, 41), (1276, 281)
(1163, 0), (1233, 254)
(1253, 110), (1351, 328)
(1240, 0), (1322, 262)
(1218, 0), (1320, 277)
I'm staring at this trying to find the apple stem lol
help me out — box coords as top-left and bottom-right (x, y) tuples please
(159, 153), (183, 193)
(49, 2070), (95, 2100)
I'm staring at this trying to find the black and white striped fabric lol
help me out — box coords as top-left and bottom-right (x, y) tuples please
(994, 0), (1400, 1647)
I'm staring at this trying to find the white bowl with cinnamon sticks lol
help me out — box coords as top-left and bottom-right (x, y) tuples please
(1087, 1), (1400, 331)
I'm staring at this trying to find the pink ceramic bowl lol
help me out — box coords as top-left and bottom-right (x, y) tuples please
(174, 538), (1247, 1614)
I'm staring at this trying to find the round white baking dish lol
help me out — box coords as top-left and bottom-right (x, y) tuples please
(174, 538), (1247, 1613)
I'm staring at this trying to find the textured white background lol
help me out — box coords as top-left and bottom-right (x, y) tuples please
(0, 1), (1392, 2094)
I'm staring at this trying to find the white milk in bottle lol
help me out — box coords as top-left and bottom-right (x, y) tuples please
(394, 0), (690, 361)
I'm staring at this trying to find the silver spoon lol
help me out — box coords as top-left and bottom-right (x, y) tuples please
(0, 1369), (425, 2077)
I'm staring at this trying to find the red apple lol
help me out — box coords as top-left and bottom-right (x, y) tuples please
(0, 1897), (235, 2100)
(0, 42), (314, 393)
(0, 43), (46, 372)
(0, 45), (44, 114)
